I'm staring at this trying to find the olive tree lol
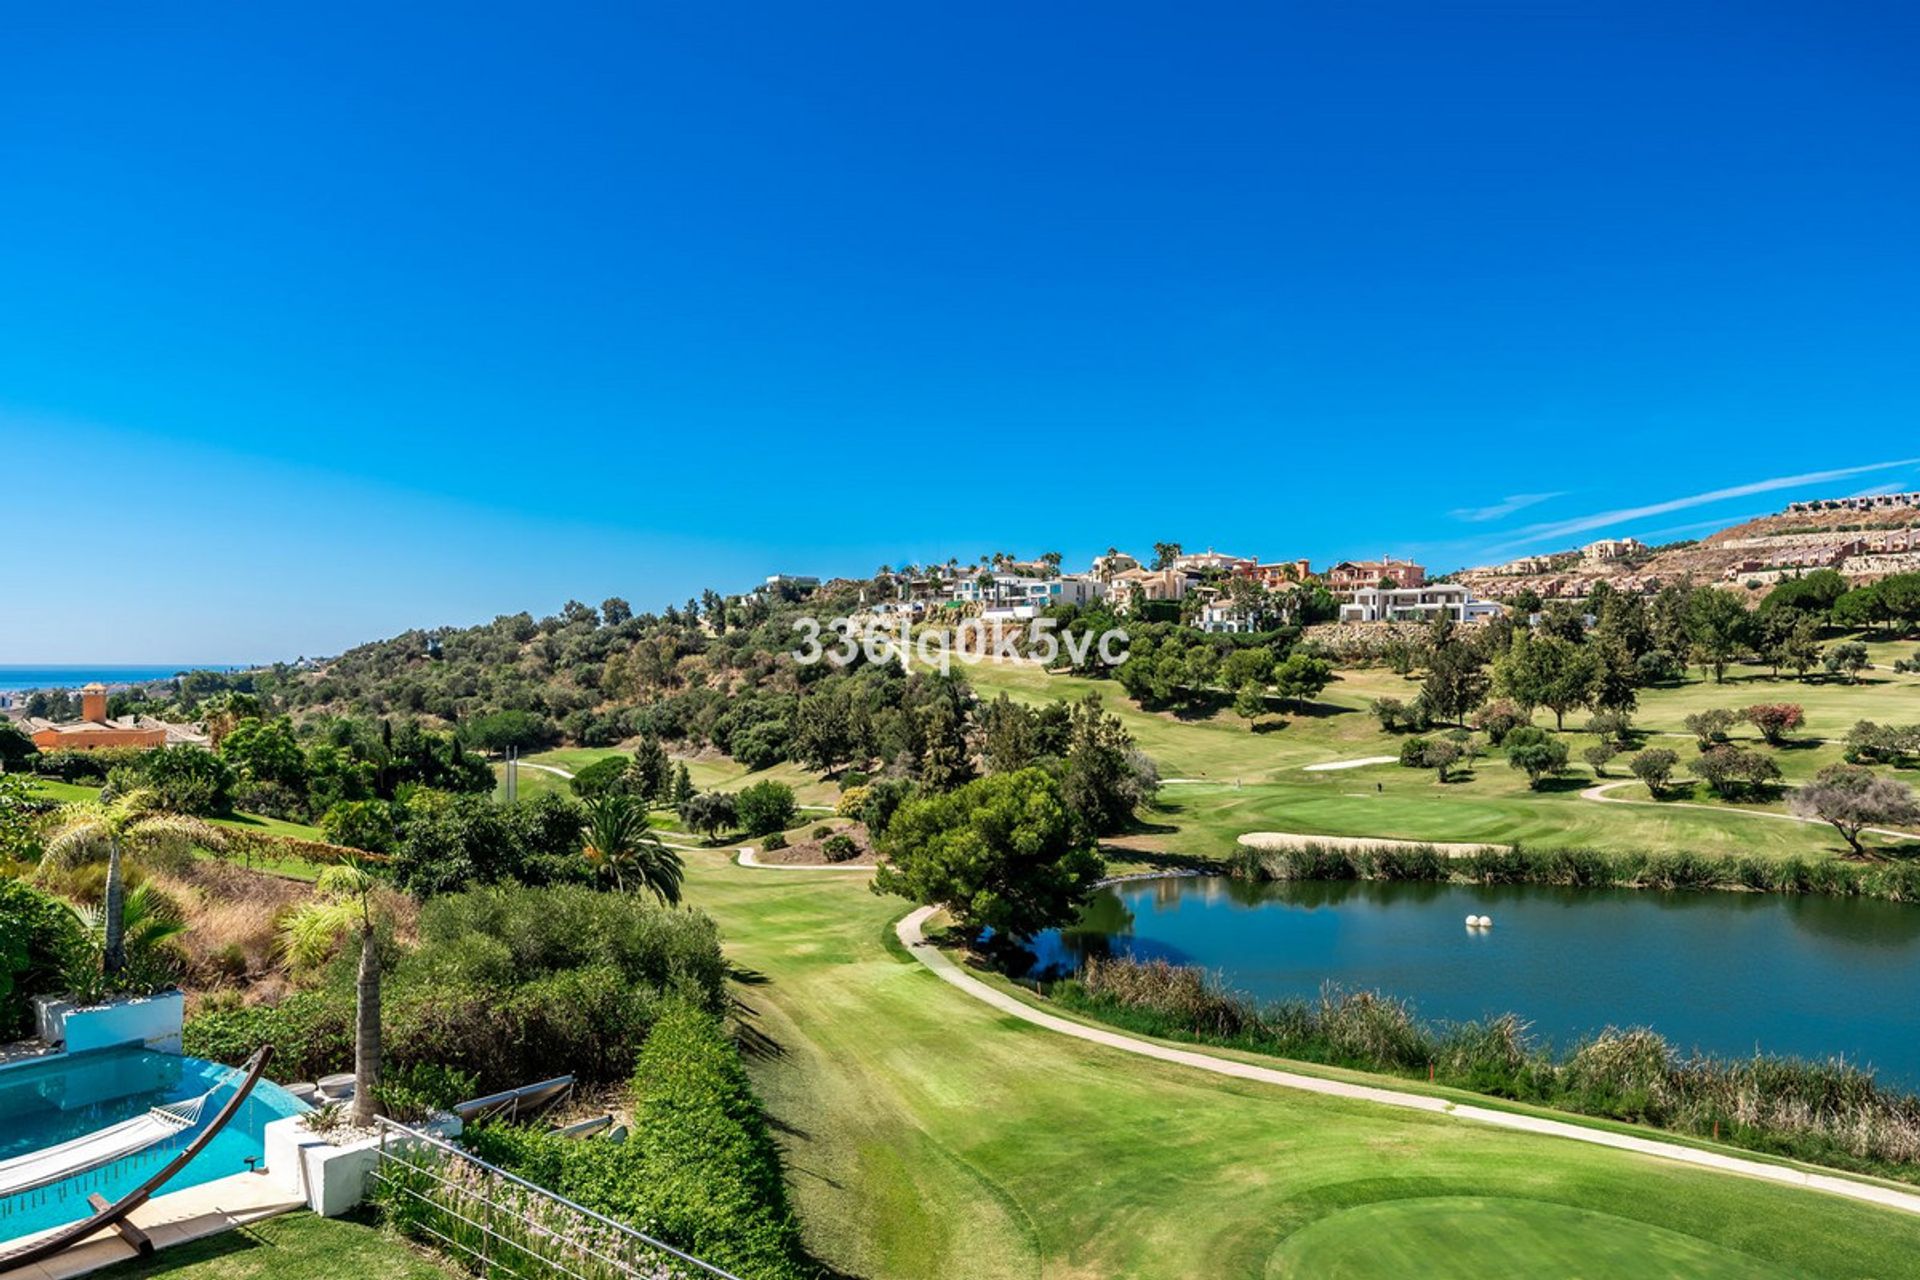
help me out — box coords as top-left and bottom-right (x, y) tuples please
(1790, 765), (1920, 857)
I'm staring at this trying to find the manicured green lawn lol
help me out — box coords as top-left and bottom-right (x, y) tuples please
(1267, 1197), (1794, 1278)
(210, 811), (325, 842)
(688, 852), (1920, 1279)
(92, 1211), (448, 1279)
(964, 659), (1919, 861)
(503, 747), (841, 808)
(502, 646), (1918, 866)
(22, 776), (101, 804)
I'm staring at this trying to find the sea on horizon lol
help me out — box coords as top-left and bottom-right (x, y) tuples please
(0, 664), (246, 691)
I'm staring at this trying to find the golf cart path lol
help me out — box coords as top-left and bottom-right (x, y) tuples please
(736, 846), (875, 871)
(1579, 780), (1920, 842)
(895, 905), (1920, 1219)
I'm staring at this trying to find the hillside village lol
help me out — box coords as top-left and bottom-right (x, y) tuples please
(820, 547), (1496, 635)
(770, 489), (1920, 640)
(1454, 491), (1920, 603)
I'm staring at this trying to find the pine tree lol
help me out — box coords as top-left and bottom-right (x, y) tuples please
(917, 696), (976, 792)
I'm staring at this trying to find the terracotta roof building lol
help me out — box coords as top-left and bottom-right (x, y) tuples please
(25, 683), (207, 751)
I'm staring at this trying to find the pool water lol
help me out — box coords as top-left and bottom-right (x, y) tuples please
(0, 1046), (308, 1241)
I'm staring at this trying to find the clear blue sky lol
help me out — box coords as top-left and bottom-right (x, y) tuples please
(4, 2), (1917, 662)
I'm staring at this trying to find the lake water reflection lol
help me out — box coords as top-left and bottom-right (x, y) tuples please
(1026, 876), (1920, 1089)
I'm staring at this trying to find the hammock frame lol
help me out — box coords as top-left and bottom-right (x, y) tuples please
(0, 1045), (274, 1272)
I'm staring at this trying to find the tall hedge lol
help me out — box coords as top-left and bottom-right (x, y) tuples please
(628, 1003), (807, 1277)
(465, 1001), (812, 1279)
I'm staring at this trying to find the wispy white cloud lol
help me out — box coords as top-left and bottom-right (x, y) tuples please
(1634, 513), (1766, 542)
(1478, 458), (1920, 559)
(1449, 492), (1563, 523)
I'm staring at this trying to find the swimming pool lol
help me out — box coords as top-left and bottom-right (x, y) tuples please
(0, 1046), (308, 1241)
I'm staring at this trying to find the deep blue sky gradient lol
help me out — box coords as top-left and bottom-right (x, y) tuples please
(4, 3), (1917, 660)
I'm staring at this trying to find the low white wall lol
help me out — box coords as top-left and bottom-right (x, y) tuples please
(265, 1114), (463, 1217)
(34, 990), (185, 1053)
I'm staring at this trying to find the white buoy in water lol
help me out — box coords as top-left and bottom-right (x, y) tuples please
(1480, 915), (1493, 928)
(1465, 914), (1492, 929)
(1464, 914), (1477, 927)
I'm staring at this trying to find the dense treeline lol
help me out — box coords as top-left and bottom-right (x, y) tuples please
(1228, 840), (1920, 902)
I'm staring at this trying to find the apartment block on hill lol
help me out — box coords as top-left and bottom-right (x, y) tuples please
(1169, 548), (1256, 575)
(1327, 556), (1426, 596)
(1240, 559), (1314, 588)
(1106, 567), (1196, 613)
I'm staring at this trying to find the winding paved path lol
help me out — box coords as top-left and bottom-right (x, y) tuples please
(1579, 779), (1920, 843)
(735, 846), (875, 871)
(894, 904), (1920, 1219)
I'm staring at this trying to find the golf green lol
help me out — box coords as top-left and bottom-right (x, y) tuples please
(1267, 1197), (1795, 1278)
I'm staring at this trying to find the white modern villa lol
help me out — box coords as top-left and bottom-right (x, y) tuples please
(1338, 583), (1501, 624)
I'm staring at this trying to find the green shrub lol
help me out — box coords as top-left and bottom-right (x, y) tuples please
(623, 1003), (810, 1277)
(182, 990), (352, 1081)
(409, 884), (725, 1001)
(372, 1062), (480, 1123)
(821, 834), (858, 862)
(386, 884), (728, 1088)
(320, 799), (396, 853)
(735, 781), (798, 837)
(568, 755), (632, 798)
(463, 1003), (812, 1280)
(763, 831), (788, 851)
(191, 884), (729, 1092)
(0, 878), (82, 1039)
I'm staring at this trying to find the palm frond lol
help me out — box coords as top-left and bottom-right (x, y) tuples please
(279, 900), (361, 969)
(41, 817), (110, 870)
(315, 862), (375, 899)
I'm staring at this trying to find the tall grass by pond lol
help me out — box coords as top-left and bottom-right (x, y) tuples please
(1228, 841), (1920, 901)
(1051, 955), (1920, 1179)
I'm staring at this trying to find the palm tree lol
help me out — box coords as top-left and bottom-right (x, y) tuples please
(42, 789), (226, 977)
(66, 883), (188, 1002)
(582, 793), (684, 904)
(279, 862), (386, 1126)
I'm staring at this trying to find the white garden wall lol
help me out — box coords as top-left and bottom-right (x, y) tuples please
(33, 990), (185, 1053)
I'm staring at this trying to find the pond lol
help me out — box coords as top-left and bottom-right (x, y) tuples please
(1027, 875), (1920, 1091)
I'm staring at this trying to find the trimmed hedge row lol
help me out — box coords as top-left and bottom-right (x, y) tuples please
(466, 1002), (812, 1280)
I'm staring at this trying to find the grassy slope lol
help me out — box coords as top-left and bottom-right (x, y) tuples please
(691, 851), (1920, 1279)
(483, 646), (1917, 863)
(92, 1212), (448, 1279)
(964, 656), (1920, 861)
(497, 749), (840, 809)
(25, 780), (333, 879)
